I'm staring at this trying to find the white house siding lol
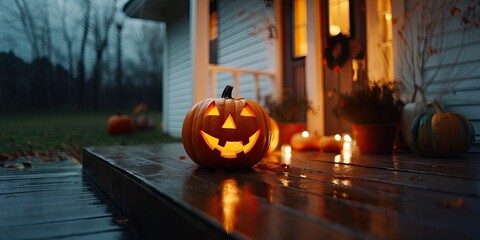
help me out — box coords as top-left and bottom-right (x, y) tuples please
(214, 0), (276, 104)
(400, 0), (480, 152)
(164, 14), (192, 137)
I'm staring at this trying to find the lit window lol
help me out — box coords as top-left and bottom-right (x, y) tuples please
(293, 0), (307, 57)
(329, 0), (350, 36)
(209, 11), (218, 41)
(209, 0), (218, 64)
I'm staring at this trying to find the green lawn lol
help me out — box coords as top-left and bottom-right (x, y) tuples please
(0, 111), (180, 159)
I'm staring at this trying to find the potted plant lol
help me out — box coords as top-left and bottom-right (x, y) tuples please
(265, 90), (314, 148)
(333, 81), (404, 154)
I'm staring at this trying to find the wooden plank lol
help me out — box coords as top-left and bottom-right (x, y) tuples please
(0, 217), (134, 240)
(83, 144), (480, 239)
(82, 149), (242, 240)
(0, 158), (142, 240)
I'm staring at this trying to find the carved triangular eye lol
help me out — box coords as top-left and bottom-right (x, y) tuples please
(222, 114), (237, 129)
(240, 103), (256, 117)
(205, 102), (220, 116)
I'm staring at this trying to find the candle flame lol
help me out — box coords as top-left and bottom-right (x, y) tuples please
(334, 134), (342, 141)
(301, 131), (309, 138)
(281, 145), (292, 165)
(343, 134), (352, 142)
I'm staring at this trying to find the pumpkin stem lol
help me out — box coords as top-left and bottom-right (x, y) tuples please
(221, 85), (234, 99)
(428, 101), (444, 113)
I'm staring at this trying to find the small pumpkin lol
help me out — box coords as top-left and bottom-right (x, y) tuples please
(133, 103), (149, 114)
(267, 117), (279, 153)
(409, 101), (475, 157)
(106, 114), (134, 135)
(290, 131), (321, 151)
(319, 135), (343, 152)
(182, 85), (272, 169)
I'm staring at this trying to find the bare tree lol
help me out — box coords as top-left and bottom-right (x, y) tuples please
(4, 0), (56, 109)
(115, 21), (124, 111)
(9, 0), (41, 59)
(76, 0), (92, 110)
(394, 0), (479, 102)
(41, 3), (54, 109)
(131, 22), (164, 85)
(55, 0), (76, 100)
(90, 0), (116, 111)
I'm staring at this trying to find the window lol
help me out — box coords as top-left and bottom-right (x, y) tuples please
(328, 0), (350, 36)
(209, 0), (218, 64)
(293, 0), (307, 58)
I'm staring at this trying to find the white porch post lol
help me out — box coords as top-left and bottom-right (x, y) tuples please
(190, 0), (209, 103)
(305, 0), (325, 135)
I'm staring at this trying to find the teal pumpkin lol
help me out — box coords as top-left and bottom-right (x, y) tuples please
(409, 101), (475, 157)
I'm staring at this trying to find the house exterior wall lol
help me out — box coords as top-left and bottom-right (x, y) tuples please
(214, 0), (277, 101)
(393, 0), (480, 151)
(427, 28), (480, 152)
(162, 0), (278, 137)
(163, 14), (192, 137)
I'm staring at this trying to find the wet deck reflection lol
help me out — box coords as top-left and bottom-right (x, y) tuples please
(83, 143), (480, 239)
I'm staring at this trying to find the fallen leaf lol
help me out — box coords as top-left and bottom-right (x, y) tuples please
(115, 216), (130, 225)
(409, 175), (423, 181)
(442, 198), (465, 209)
(0, 153), (10, 161)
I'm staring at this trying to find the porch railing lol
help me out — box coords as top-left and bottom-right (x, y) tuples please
(208, 65), (277, 101)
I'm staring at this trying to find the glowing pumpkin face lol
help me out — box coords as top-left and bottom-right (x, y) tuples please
(182, 85), (272, 169)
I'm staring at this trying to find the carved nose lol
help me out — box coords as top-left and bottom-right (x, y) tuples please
(222, 114), (237, 129)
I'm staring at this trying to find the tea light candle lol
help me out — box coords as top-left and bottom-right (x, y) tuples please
(281, 144), (292, 166)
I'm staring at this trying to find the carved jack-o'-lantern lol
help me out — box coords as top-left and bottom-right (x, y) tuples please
(182, 85), (272, 169)
(267, 117), (279, 154)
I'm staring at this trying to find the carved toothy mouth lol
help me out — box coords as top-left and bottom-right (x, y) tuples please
(200, 129), (261, 159)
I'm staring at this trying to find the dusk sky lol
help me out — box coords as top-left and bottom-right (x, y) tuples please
(0, 0), (160, 75)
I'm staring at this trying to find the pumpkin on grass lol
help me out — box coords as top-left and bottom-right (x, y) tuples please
(409, 101), (475, 157)
(106, 114), (134, 135)
(182, 85), (272, 169)
(132, 103), (154, 129)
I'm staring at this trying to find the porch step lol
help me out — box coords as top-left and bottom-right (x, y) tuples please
(82, 143), (480, 240)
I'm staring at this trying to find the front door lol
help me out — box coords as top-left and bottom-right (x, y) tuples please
(281, 0), (307, 123)
(323, 0), (367, 135)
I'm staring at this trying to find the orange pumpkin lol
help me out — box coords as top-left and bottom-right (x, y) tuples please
(267, 117), (279, 153)
(319, 135), (343, 152)
(409, 101), (475, 157)
(182, 85), (272, 169)
(290, 131), (321, 151)
(133, 103), (149, 114)
(106, 114), (134, 135)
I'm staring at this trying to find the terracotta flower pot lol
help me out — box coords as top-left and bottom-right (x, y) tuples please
(352, 124), (397, 154)
(277, 123), (305, 148)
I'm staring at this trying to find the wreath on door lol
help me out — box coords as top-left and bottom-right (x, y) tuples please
(324, 33), (351, 72)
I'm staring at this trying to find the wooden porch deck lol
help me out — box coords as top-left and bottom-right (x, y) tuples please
(82, 143), (480, 240)
(0, 157), (142, 240)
